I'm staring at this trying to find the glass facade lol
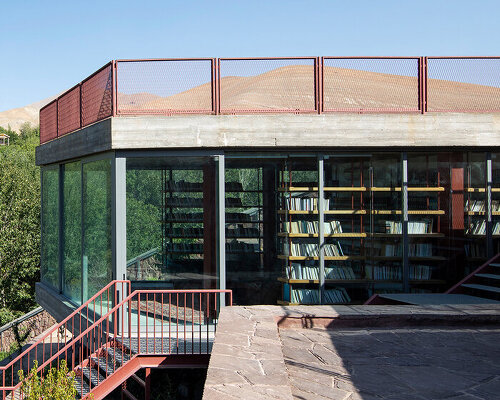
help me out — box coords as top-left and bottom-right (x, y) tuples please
(83, 159), (112, 300)
(62, 161), (82, 303)
(126, 157), (218, 290)
(41, 167), (59, 289)
(39, 150), (498, 306)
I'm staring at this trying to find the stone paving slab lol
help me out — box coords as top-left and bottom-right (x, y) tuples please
(203, 304), (500, 400)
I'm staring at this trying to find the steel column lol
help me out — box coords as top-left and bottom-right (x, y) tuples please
(318, 155), (325, 303)
(402, 153), (409, 292)
(215, 154), (226, 306)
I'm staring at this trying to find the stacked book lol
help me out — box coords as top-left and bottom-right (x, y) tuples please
(366, 266), (402, 280)
(409, 265), (432, 280)
(466, 220), (486, 235)
(285, 264), (355, 280)
(385, 219), (433, 234)
(290, 288), (350, 304)
(284, 220), (343, 234)
(409, 243), (432, 257)
(285, 197), (330, 211)
(464, 243), (486, 258)
(226, 242), (260, 253)
(289, 243), (345, 257)
(167, 243), (203, 253)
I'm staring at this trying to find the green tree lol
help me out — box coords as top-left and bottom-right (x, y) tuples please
(0, 125), (40, 316)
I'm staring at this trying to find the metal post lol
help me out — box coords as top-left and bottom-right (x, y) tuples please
(402, 153), (409, 292)
(318, 155), (325, 304)
(113, 156), (127, 335)
(486, 153), (493, 257)
(215, 154), (226, 306)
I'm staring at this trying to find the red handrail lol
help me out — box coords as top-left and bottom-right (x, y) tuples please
(1, 287), (231, 399)
(0, 280), (130, 395)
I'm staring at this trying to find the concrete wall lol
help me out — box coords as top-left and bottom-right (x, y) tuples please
(36, 113), (500, 165)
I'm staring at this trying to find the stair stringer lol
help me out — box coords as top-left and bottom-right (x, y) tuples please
(85, 353), (211, 399)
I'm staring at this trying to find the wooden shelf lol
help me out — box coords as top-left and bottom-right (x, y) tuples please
(278, 232), (367, 238)
(278, 255), (446, 261)
(466, 211), (500, 216)
(278, 255), (365, 261)
(278, 209), (444, 215)
(278, 277), (446, 285)
(278, 187), (445, 193)
(468, 188), (500, 193)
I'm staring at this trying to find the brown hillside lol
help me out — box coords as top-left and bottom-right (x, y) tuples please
(132, 65), (499, 112)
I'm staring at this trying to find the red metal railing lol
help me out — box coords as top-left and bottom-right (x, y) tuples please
(0, 280), (130, 399)
(39, 57), (500, 144)
(0, 284), (231, 400)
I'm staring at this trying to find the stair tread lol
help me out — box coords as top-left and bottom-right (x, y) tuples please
(475, 273), (500, 280)
(489, 263), (500, 267)
(462, 283), (500, 294)
(81, 365), (107, 388)
(74, 375), (91, 398)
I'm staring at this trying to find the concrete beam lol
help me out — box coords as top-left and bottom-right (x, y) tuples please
(36, 118), (112, 165)
(37, 113), (500, 165)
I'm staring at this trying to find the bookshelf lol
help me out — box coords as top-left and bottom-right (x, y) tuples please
(277, 154), (449, 305)
(161, 171), (206, 279)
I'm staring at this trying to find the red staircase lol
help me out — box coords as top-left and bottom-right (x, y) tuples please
(0, 281), (232, 400)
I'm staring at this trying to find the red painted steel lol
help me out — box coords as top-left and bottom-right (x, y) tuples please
(0, 280), (130, 400)
(323, 57), (421, 113)
(57, 84), (81, 136)
(446, 253), (500, 294)
(219, 57), (318, 114)
(38, 57), (500, 145)
(0, 284), (231, 400)
(39, 100), (58, 143)
(115, 59), (216, 116)
(427, 57), (500, 112)
(81, 63), (113, 126)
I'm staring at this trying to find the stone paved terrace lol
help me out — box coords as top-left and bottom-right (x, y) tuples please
(203, 305), (500, 400)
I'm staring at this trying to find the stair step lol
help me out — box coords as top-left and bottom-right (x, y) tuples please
(81, 365), (107, 390)
(105, 345), (133, 366)
(489, 263), (500, 267)
(74, 375), (91, 398)
(91, 356), (118, 377)
(461, 284), (500, 294)
(475, 273), (500, 280)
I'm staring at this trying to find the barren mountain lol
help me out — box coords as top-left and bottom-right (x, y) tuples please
(0, 95), (57, 132)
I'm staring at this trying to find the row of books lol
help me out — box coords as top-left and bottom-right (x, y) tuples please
(284, 220), (343, 234)
(290, 288), (350, 304)
(464, 243), (485, 258)
(465, 199), (500, 212)
(285, 197), (330, 211)
(385, 219), (434, 234)
(286, 263), (356, 280)
(167, 243), (203, 253)
(375, 243), (433, 257)
(226, 227), (261, 238)
(365, 265), (433, 280)
(226, 242), (260, 252)
(288, 242), (344, 257)
(466, 221), (500, 235)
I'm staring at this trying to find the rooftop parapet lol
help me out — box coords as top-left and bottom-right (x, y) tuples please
(39, 57), (500, 144)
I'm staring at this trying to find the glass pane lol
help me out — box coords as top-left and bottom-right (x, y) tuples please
(83, 159), (112, 300)
(62, 162), (82, 304)
(41, 168), (59, 289)
(465, 153), (487, 274)
(278, 157), (327, 304)
(126, 157), (218, 290)
(323, 155), (369, 303)
(492, 153), (500, 257)
(225, 158), (280, 305)
(367, 153), (403, 298)
(407, 153), (452, 293)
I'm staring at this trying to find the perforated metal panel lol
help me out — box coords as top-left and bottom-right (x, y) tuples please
(39, 101), (57, 143)
(323, 57), (420, 113)
(219, 58), (318, 113)
(57, 85), (81, 136)
(81, 64), (113, 126)
(116, 59), (215, 115)
(427, 57), (500, 112)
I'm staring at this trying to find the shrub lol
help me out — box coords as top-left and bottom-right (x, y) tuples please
(18, 360), (78, 400)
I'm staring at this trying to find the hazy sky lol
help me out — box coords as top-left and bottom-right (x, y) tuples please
(0, 0), (498, 111)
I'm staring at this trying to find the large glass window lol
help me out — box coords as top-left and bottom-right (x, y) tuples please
(62, 162), (82, 303)
(225, 158), (281, 305)
(126, 157), (218, 290)
(83, 159), (112, 300)
(41, 167), (59, 289)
